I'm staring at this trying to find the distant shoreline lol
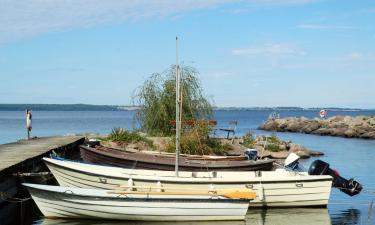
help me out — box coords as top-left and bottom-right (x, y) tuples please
(0, 104), (374, 111)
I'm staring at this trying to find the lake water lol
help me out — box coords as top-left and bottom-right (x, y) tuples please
(1, 109), (375, 225)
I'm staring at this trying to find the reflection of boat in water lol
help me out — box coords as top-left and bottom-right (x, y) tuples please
(38, 208), (331, 225)
(330, 208), (362, 225)
(247, 208), (331, 225)
(39, 218), (246, 225)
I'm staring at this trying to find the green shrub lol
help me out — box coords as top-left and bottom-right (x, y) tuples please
(166, 124), (229, 155)
(268, 133), (281, 145)
(104, 127), (153, 148)
(132, 65), (213, 136)
(242, 132), (256, 148)
(266, 143), (280, 152)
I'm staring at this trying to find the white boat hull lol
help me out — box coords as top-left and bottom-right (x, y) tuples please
(24, 183), (249, 221)
(44, 158), (332, 207)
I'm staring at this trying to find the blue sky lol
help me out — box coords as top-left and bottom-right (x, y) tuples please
(0, 0), (374, 108)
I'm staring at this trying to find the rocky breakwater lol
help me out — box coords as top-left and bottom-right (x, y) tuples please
(239, 133), (324, 159)
(259, 115), (375, 139)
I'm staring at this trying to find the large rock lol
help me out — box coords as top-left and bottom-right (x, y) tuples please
(255, 146), (271, 158)
(360, 131), (375, 139)
(302, 120), (320, 133)
(289, 143), (306, 152)
(270, 151), (289, 159)
(286, 121), (301, 132)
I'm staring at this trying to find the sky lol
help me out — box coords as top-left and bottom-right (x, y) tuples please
(0, 0), (374, 108)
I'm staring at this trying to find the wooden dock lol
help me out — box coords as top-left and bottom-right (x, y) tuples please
(0, 136), (85, 175)
(0, 136), (85, 225)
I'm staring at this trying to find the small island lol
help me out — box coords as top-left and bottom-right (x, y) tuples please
(259, 115), (375, 139)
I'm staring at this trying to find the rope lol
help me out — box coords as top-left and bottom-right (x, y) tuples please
(0, 191), (31, 203)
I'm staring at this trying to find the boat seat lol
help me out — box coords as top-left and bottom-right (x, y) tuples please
(218, 121), (238, 139)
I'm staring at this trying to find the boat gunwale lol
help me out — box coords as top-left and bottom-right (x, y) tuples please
(24, 183), (250, 204)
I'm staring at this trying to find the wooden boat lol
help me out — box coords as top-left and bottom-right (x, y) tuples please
(44, 157), (333, 207)
(23, 183), (252, 221)
(80, 145), (275, 171)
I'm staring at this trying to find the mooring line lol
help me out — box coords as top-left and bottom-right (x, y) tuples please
(0, 191), (31, 203)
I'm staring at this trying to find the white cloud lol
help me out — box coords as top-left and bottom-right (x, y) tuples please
(297, 24), (356, 30)
(0, 0), (233, 44)
(0, 0), (322, 44)
(349, 52), (363, 60)
(232, 43), (305, 56)
(248, 0), (320, 6)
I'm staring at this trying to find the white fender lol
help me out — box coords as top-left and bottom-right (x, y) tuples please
(258, 183), (264, 201)
(156, 181), (163, 192)
(127, 178), (133, 191)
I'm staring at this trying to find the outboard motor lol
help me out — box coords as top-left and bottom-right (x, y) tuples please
(84, 138), (100, 148)
(284, 153), (302, 171)
(308, 160), (362, 196)
(244, 149), (258, 161)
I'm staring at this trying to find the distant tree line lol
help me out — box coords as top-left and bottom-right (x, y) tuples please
(0, 104), (134, 111)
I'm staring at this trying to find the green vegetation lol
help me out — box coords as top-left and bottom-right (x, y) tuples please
(265, 133), (282, 152)
(268, 133), (282, 145)
(265, 143), (280, 152)
(102, 127), (153, 148)
(132, 65), (213, 136)
(166, 124), (232, 155)
(242, 132), (256, 148)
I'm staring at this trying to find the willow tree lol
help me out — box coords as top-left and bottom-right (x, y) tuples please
(132, 65), (213, 136)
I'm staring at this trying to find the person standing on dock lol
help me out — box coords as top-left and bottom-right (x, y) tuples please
(26, 109), (32, 140)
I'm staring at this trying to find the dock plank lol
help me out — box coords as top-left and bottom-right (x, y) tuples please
(0, 136), (84, 172)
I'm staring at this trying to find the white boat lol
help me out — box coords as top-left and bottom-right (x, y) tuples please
(44, 157), (333, 207)
(23, 183), (251, 221)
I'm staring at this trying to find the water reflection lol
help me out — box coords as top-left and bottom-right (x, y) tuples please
(35, 208), (332, 225)
(246, 208), (331, 225)
(37, 219), (246, 225)
(330, 208), (362, 225)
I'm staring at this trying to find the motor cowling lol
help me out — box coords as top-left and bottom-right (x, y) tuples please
(84, 139), (100, 148)
(308, 160), (362, 196)
(244, 149), (258, 161)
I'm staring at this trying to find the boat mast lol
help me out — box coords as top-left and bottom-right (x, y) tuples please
(175, 36), (181, 177)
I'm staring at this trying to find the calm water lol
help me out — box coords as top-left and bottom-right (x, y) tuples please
(1, 110), (375, 225)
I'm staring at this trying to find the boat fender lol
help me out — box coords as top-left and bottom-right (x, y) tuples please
(127, 178), (133, 191)
(209, 184), (215, 192)
(258, 183), (264, 201)
(308, 160), (362, 196)
(156, 181), (163, 192)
